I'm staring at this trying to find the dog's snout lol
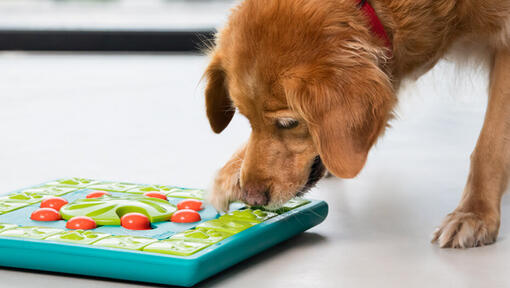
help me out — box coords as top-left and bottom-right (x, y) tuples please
(241, 183), (270, 206)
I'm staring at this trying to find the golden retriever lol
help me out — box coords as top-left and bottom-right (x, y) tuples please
(203, 0), (510, 248)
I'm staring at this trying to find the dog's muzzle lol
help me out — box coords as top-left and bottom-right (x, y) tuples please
(297, 156), (326, 196)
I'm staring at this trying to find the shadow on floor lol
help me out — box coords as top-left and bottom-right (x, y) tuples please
(195, 232), (327, 287)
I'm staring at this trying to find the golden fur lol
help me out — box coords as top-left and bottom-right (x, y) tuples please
(203, 0), (510, 248)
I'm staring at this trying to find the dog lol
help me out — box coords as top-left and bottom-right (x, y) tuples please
(202, 0), (510, 248)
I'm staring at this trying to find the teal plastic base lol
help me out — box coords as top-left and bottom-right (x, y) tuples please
(0, 197), (327, 286)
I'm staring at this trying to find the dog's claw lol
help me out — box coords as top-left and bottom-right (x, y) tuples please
(432, 211), (499, 248)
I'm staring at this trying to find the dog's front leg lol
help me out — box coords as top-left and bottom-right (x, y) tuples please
(432, 49), (510, 248)
(207, 144), (246, 212)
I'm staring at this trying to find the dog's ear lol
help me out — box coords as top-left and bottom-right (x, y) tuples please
(284, 64), (395, 178)
(204, 53), (234, 133)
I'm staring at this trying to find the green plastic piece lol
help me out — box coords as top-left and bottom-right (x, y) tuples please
(92, 236), (157, 250)
(0, 226), (63, 239)
(87, 182), (141, 192)
(22, 186), (78, 196)
(143, 239), (211, 256)
(0, 223), (18, 232)
(274, 198), (311, 213)
(60, 195), (177, 225)
(45, 178), (97, 187)
(0, 192), (46, 204)
(0, 201), (31, 214)
(254, 198), (311, 214)
(166, 189), (205, 200)
(170, 227), (233, 244)
(0, 190), (66, 214)
(45, 230), (110, 244)
(197, 218), (258, 234)
(125, 185), (175, 194)
(221, 209), (278, 223)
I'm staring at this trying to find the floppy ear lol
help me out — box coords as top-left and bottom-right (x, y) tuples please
(284, 65), (395, 178)
(204, 54), (234, 133)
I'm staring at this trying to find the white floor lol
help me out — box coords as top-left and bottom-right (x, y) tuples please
(0, 52), (508, 288)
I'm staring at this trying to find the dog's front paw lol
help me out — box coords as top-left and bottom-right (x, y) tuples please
(207, 171), (241, 212)
(206, 148), (245, 212)
(432, 211), (500, 248)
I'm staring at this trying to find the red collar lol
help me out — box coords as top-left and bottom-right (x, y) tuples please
(358, 0), (392, 49)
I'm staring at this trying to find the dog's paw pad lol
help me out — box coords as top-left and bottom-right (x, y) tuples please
(431, 211), (499, 248)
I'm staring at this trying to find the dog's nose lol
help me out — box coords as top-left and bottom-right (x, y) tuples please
(241, 183), (270, 206)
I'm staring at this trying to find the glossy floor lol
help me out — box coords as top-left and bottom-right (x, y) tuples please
(0, 53), (507, 288)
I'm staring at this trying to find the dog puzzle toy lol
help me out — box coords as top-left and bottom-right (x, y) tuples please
(0, 178), (328, 286)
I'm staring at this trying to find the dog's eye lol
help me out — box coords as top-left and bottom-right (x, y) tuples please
(276, 118), (299, 129)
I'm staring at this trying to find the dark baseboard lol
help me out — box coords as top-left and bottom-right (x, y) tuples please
(0, 29), (216, 52)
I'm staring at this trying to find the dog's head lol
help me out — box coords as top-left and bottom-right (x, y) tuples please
(204, 0), (396, 208)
